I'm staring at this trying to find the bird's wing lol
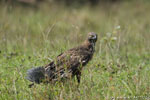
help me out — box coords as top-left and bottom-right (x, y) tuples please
(55, 46), (92, 71)
(44, 46), (92, 80)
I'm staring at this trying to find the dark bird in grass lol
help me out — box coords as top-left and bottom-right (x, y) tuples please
(26, 32), (98, 87)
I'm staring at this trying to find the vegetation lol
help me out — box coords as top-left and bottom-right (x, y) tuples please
(0, 1), (150, 100)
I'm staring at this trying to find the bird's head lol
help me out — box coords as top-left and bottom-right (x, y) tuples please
(82, 32), (98, 52)
(87, 32), (98, 43)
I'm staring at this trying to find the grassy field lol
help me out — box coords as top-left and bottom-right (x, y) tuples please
(0, 1), (150, 100)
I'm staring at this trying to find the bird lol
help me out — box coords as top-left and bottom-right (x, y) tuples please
(26, 32), (98, 87)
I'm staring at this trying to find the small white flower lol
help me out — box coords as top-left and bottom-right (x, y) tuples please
(116, 25), (121, 29)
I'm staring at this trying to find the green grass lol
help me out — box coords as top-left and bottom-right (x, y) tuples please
(0, 1), (150, 100)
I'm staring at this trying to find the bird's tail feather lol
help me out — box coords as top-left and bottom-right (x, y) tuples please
(26, 67), (45, 84)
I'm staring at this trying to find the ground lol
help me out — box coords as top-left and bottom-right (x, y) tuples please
(0, 1), (150, 100)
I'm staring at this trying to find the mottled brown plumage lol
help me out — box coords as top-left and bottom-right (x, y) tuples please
(26, 32), (97, 86)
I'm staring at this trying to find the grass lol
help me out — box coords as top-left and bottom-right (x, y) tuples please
(0, 1), (150, 100)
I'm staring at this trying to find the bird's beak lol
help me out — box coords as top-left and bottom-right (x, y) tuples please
(92, 35), (97, 39)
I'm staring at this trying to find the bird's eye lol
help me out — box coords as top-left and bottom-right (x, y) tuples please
(90, 35), (94, 38)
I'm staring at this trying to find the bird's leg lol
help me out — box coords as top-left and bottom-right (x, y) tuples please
(76, 71), (81, 84)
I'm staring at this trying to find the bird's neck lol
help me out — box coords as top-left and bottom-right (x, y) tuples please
(82, 40), (95, 52)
